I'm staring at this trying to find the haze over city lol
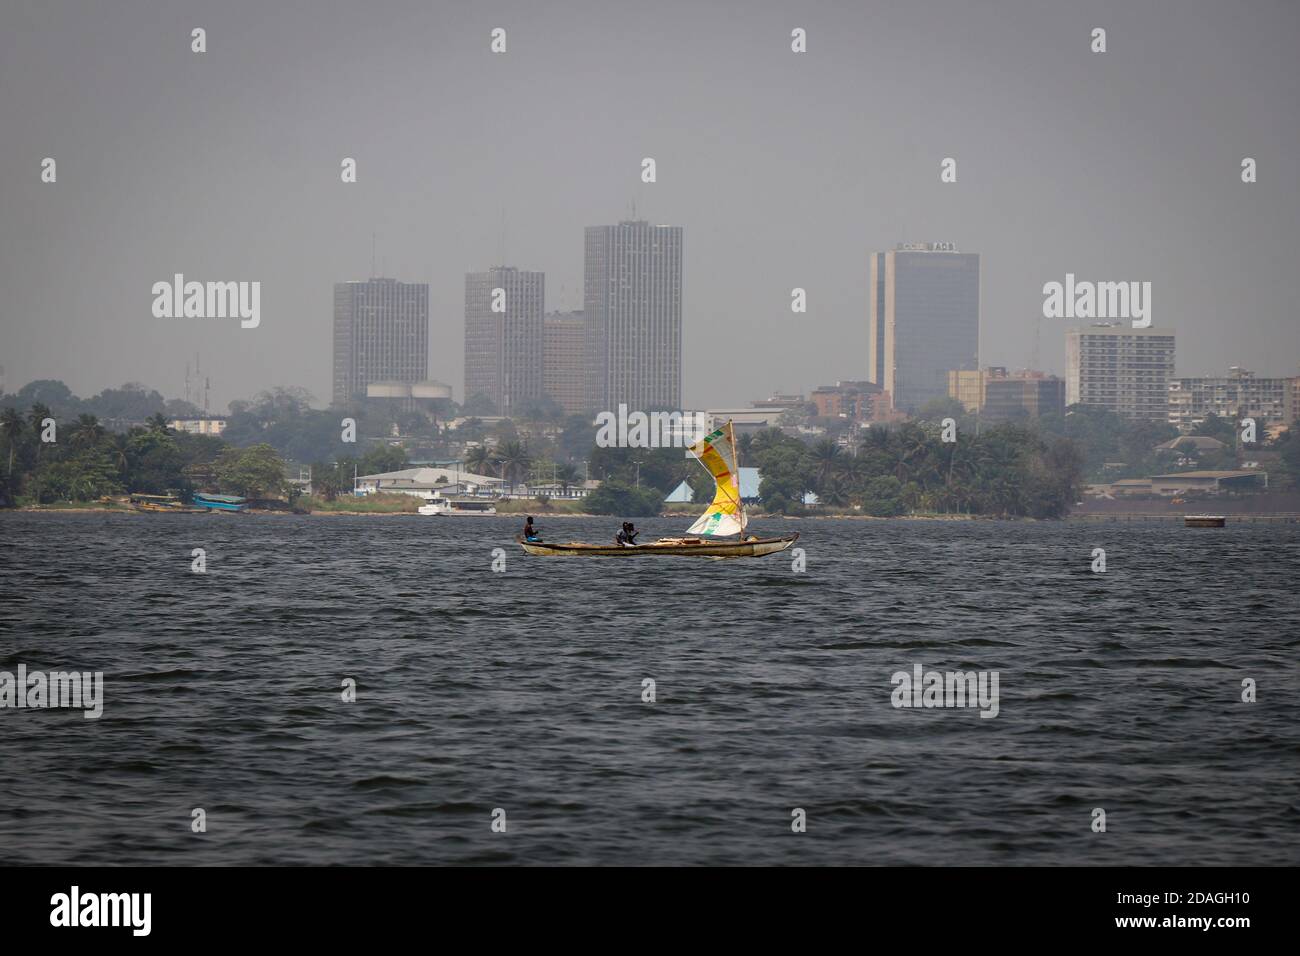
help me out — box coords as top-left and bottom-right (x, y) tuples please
(2, 0), (1298, 411)
(4, 0), (1300, 916)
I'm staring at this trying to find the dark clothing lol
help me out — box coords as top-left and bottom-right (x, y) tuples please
(616, 528), (639, 547)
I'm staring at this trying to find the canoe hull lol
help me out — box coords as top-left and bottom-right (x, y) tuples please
(517, 533), (799, 558)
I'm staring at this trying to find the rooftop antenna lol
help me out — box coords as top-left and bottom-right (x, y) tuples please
(204, 376), (210, 415)
(1031, 312), (1041, 372)
(498, 207), (507, 266)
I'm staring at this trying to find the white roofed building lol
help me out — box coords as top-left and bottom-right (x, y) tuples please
(356, 467), (503, 497)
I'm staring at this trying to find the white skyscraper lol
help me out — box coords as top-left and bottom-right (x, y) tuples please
(584, 220), (683, 412)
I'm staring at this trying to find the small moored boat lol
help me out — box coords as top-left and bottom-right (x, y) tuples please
(418, 494), (497, 516)
(1184, 515), (1226, 527)
(516, 420), (799, 559)
(192, 493), (248, 512)
(129, 493), (205, 514)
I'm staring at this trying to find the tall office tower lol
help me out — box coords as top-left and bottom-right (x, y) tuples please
(464, 266), (545, 416)
(1168, 367), (1297, 431)
(332, 278), (429, 406)
(543, 310), (588, 416)
(868, 243), (980, 413)
(1066, 323), (1176, 421)
(584, 220), (683, 412)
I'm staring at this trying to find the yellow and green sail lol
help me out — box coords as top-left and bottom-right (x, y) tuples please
(686, 421), (747, 537)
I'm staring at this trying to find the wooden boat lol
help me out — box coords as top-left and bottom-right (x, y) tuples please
(129, 493), (205, 514)
(517, 532), (798, 558)
(192, 493), (247, 512)
(516, 420), (800, 559)
(1184, 515), (1226, 527)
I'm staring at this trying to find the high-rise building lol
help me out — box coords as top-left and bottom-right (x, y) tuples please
(543, 310), (588, 416)
(984, 374), (1066, 422)
(584, 220), (683, 412)
(464, 266), (545, 417)
(332, 278), (429, 406)
(1168, 367), (1298, 431)
(1065, 323), (1176, 421)
(869, 243), (980, 413)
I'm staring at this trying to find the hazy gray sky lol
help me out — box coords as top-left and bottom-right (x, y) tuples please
(2, 0), (1298, 411)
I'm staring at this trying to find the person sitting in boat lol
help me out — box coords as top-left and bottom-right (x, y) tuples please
(522, 516), (542, 542)
(615, 522), (639, 547)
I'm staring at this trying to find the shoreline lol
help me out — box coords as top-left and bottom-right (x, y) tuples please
(6, 505), (1299, 523)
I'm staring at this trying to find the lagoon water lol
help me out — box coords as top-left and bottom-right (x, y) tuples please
(1, 512), (1297, 865)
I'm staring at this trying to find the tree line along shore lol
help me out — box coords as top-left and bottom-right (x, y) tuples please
(4, 381), (1299, 519)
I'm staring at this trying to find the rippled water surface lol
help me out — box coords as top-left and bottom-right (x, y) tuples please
(1, 512), (1297, 865)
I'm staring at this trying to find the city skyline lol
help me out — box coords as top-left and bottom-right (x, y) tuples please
(3, 1), (1298, 412)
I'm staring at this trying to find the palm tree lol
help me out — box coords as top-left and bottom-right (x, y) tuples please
(146, 412), (170, 433)
(68, 414), (107, 452)
(820, 476), (851, 508)
(892, 424), (931, 484)
(751, 427), (786, 454)
(495, 440), (532, 493)
(555, 462), (579, 496)
(1, 408), (23, 476)
(110, 431), (131, 479)
(861, 425), (890, 452)
(28, 403), (52, 459)
(464, 445), (494, 475)
(810, 439), (842, 489)
(835, 451), (865, 487)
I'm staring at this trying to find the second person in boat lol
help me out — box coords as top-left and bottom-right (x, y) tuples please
(615, 522), (639, 547)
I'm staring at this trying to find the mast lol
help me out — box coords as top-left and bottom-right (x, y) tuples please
(729, 420), (745, 540)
